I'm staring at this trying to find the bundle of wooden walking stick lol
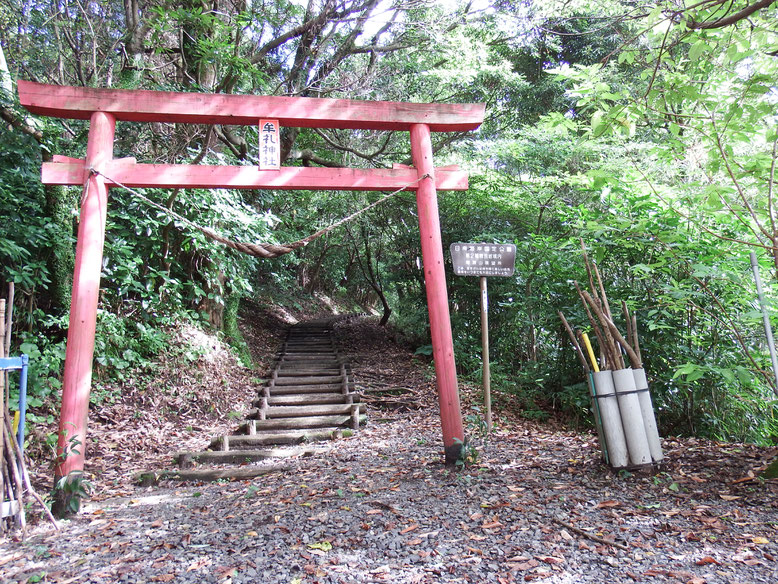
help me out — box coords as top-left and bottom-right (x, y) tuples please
(558, 243), (664, 470)
(1, 284), (57, 536)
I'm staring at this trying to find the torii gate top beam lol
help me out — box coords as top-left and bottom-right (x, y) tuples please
(18, 80), (485, 132)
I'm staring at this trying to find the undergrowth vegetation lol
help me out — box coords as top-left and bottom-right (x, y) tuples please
(1, 0), (777, 457)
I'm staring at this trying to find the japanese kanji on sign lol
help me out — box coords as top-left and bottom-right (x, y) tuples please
(449, 242), (516, 432)
(450, 242), (516, 277)
(259, 119), (280, 170)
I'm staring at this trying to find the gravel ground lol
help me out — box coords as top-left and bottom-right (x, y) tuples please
(3, 316), (777, 583)
(2, 409), (777, 584)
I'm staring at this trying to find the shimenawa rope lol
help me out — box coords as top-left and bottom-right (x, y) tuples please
(87, 168), (429, 259)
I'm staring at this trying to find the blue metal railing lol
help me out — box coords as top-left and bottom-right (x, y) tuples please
(0, 355), (29, 450)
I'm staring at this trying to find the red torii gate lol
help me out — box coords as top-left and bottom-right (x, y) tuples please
(18, 80), (485, 480)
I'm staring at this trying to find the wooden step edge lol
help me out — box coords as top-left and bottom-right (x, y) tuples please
(174, 447), (324, 467)
(135, 464), (290, 486)
(248, 403), (365, 419)
(236, 414), (366, 432)
(264, 394), (361, 405)
(266, 382), (355, 395)
(210, 428), (352, 449)
(263, 384), (356, 395)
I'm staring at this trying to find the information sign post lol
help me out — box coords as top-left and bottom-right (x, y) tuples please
(450, 243), (516, 431)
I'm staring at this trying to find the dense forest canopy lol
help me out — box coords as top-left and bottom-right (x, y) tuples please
(1, 0), (778, 446)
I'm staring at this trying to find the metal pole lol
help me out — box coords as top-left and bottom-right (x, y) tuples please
(410, 123), (465, 465)
(480, 276), (492, 431)
(56, 111), (115, 481)
(750, 252), (778, 397)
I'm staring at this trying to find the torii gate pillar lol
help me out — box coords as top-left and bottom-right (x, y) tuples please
(411, 124), (464, 465)
(55, 112), (115, 482)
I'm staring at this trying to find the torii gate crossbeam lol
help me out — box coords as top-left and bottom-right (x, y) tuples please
(18, 81), (485, 479)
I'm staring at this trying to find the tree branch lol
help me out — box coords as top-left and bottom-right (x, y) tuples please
(0, 104), (44, 143)
(689, 0), (776, 29)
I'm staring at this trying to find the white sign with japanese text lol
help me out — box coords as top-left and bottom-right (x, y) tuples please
(259, 119), (281, 170)
(450, 243), (516, 277)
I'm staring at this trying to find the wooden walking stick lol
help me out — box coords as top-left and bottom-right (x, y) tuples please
(558, 311), (589, 373)
(574, 282), (612, 369)
(0, 298), (6, 518)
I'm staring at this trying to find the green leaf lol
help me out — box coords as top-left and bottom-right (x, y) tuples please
(688, 40), (707, 62)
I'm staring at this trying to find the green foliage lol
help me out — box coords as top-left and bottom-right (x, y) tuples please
(2, 0), (778, 455)
(53, 471), (93, 515)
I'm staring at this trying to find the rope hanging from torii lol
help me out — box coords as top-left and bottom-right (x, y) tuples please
(88, 168), (429, 259)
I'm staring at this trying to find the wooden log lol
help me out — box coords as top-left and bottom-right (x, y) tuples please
(210, 429), (339, 449)
(266, 393), (358, 406)
(267, 383), (354, 394)
(262, 403), (364, 418)
(3, 409), (58, 530)
(135, 464), (291, 486)
(174, 447), (321, 466)
(240, 414), (366, 432)
(592, 263), (613, 322)
(273, 375), (344, 386)
(622, 300), (634, 354)
(275, 369), (342, 377)
(581, 290), (642, 369)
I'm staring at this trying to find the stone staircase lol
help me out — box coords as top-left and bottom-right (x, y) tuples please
(139, 319), (365, 483)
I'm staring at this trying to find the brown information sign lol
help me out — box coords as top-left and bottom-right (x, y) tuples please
(450, 242), (516, 277)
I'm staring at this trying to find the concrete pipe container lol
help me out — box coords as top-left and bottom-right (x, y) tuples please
(632, 368), (663, 463)
(612, 368), (652, 466)
(592, 370), (628, 469)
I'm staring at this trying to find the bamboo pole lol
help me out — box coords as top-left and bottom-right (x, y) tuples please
(622, 301), (634, 354)
(580, 289), (640, 369)
(4, 283), (12, 358)
(632, 314), (642, 365)
(4, 409), (57, 530)
(592, 263), (613, 322)
(579, 239), (599, 306)
(558, 311), (589, 373)
(0, 298), (5, 516)
(750, 252), (778, 397)
(574, 282), (612, 369)
(578, 286), (623, 369)
(3, 427), (24, 531)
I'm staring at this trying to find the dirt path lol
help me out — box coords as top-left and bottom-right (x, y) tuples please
(3, 314), (777, 583)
